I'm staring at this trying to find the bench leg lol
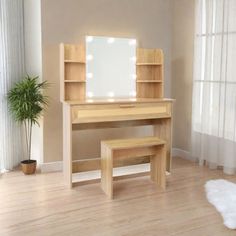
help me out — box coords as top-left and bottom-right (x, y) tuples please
(150, 145), (166, 189)
(101, 145), (113, 199)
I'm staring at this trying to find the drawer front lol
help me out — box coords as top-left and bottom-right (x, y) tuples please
(71, 102), (172, 124)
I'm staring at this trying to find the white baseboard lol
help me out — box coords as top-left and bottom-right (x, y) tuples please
(40, 161), (62, 173)
(72, 163), (150, 183)
(172, 148), (196, 162)
(40, 148), (196, 173)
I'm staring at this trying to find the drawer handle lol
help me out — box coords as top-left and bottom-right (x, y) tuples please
(119, 104), (136, 108)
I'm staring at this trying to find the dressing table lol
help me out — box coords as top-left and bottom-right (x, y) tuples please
(60, 37), (174, 188)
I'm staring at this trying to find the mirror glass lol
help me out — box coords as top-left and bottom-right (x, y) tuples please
(86, 36), (136, 99)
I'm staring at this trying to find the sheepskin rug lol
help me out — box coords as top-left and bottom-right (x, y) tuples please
(205, 179), (236, 229)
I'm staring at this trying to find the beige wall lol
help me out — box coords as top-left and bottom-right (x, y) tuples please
(41, 0), (173, 163)
(171, 0), (195, 152)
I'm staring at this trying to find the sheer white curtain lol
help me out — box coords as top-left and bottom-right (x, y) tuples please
(192, 0), (236, 174)
(0, 0), (25, 171)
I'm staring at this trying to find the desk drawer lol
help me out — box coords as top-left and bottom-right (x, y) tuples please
(71, 102), (171, 124)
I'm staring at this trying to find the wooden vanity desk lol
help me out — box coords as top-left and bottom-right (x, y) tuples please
(63, 98), (174, 188)
(60, 42), (174, 188)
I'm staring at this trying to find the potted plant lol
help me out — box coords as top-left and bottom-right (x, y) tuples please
(7, 75), (49, 174)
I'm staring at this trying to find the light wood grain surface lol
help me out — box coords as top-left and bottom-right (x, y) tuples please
(136, 48), (164, 99)
(101, 137), (166, 198)
(64, 100), (173, 187)
(101, 136), (165, 150)
(60, 43), (86, 101)
(1, 157), (235, 236)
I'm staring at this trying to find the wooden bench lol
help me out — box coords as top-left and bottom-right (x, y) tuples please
(101, 137), (166, 199)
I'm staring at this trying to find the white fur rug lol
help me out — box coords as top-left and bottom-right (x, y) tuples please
(205, 179), (236, 229)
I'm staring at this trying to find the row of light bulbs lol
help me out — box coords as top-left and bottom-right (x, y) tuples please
(86, 73), (137, 80)
(86, 36), (137, 102)
(86, 36), (136, 46)
(87, 91), (137, 98)
(86, 54), (136, 62)
(87, 98), (137, 103)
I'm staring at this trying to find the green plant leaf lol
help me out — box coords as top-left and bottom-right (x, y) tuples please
(7, 75), (49, 160)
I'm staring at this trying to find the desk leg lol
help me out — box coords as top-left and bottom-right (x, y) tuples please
(154, 118), (172, 172)
(63, 104), (72, 188)
(150, 145), (166, 189)
(101, 144), (113, 199)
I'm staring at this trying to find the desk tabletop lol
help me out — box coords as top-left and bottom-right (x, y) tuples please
(63, 98), (175, 106)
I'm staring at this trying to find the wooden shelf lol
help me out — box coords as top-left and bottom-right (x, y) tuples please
(65, 83), (85, 101)
(64, 60), (86, 63)
(137, 80), (162, 83)
(137, 83), (163, 98)
(136, 63), (162, 66)
(64, 80), (85, 83)
(136, 48), (164, 99)
(60, 43), (86, 102)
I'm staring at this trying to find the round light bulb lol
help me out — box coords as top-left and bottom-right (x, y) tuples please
(86, 54), (94, 61)
(129, 91), (136, 97)
(86, 73), (93, 79)
(108, 91), (115, 97)
(107, 37), (115, 44)
(86, 36), (93, 43)
(129, 39), (137, 46)
(108, 98), (115, 102)
(87, 92), (93, 98)
(130, 56), (137, 62)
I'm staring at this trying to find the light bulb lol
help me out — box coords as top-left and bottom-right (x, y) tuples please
(129, 98), (137, 101)
(86, 73), (93, 79)
(87, 92), (93, 98)
(130, 56), (137, 62)
(107, 37), (115, 44)
(129, 39), (136, 46)
(129, 91), (136, 97)
(86, 54), (94, 61)
(132, 74), (137, 80)
(108, 98), (115, 102)
(86, 36), (93, 43)
(108, 91), (115, 97)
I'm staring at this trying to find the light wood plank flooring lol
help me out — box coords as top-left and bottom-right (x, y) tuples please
(0, 157), (236, 236)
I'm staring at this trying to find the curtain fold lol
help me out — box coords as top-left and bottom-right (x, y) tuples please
(0, 0), (25, 171)
(192, 0), (236, 174)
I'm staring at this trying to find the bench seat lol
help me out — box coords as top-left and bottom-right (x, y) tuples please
(101, 136), (166, 199)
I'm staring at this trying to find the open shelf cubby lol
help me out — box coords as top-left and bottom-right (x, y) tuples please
(65, 82), (86, 101)
(136, 65), (162, 81)
(60, 43), (86, 101)
(65, 63), (86, 81)
(137, 82), (163, 98)
(136, 48), (164, 98)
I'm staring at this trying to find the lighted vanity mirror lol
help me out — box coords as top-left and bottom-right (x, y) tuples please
(86, 36), (137, 99)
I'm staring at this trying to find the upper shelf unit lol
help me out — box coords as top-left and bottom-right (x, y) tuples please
(60, 42), (165, 102)
(136, 48), (164, 98)
(60, 43), (86, 102)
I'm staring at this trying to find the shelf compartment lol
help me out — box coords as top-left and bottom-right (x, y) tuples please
(65, 82), (85, 101)
(64, 44), (86, 62)
(136, 65), (162, 81)
(65, 63), (85, 81)
(136, 48), (163, 64)
(136, 63), (162, 66)
(137, 80), (162, 83)
(137, 83), (163, 98)
(64, 60), (86, 63)
(64, 80), (86, 83)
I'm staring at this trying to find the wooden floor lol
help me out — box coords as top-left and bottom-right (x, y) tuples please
(1, 157), (236, 236)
